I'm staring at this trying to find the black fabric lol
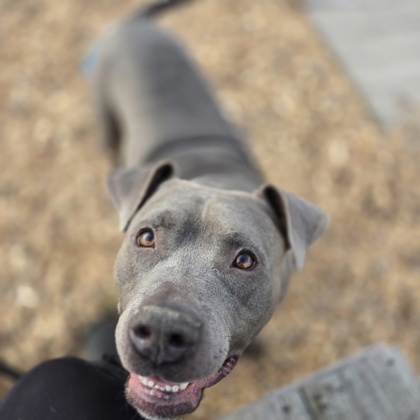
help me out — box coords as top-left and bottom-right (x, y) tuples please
(0, 357), (142, 420)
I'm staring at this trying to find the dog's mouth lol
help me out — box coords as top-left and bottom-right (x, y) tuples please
(126, 355), (238, 418)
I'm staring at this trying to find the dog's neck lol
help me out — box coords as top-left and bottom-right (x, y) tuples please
(121, 133), (263, 192)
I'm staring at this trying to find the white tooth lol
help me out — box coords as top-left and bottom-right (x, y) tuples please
(172, 385), (180, 392)
(149, 390), (155, 396)
(159, 386), (165, 391)
(138, 376), (148, 386)
(179, 382), (189, 391)
(165, 385), (172, 392)
(154, 384), (160, 390)
(147, 380), (155, 388)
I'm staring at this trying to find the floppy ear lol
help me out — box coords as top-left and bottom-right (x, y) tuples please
(107, 161), (174, 232)
(257, 185), (329, 269)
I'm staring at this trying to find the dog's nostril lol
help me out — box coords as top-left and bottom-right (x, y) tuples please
(135, 325), (152, 340)
(168, 333), (188, 349)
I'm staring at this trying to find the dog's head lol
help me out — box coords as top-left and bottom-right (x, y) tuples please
(107, 161), (328, 419)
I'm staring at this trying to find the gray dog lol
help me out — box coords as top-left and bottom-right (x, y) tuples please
(90, 0), (329, 418)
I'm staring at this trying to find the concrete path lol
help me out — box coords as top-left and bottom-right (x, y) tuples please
(221, 346), (420, 420)
(303, 0), (420, 127)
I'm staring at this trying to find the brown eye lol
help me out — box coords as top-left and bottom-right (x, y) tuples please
(233, 252), (256, 270)
(136, 229), (155, 248)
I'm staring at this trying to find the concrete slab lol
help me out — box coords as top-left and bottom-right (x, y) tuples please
(220, 346), (420, 420)
(302, 0), (420, 126)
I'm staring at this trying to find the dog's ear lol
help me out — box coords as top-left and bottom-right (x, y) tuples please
(257, 185), (329, 269)
(107, 161), (174, 232)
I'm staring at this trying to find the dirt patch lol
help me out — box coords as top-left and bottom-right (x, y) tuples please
(0, 0), (419, 417)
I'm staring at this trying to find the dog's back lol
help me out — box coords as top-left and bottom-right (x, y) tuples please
(92, 0), (262, 190)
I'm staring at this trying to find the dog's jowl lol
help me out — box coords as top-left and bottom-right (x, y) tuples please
(90, 1), (329, 418)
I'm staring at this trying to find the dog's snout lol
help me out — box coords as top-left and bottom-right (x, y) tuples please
(129, 305), (202, 365)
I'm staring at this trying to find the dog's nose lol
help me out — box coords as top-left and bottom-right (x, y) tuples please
(129, 305), (202, 365)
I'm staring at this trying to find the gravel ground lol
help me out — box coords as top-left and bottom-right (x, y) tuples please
(0, 0), (419, 417)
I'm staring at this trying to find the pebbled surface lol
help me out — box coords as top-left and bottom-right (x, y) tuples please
(0, 0), (419, 418)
